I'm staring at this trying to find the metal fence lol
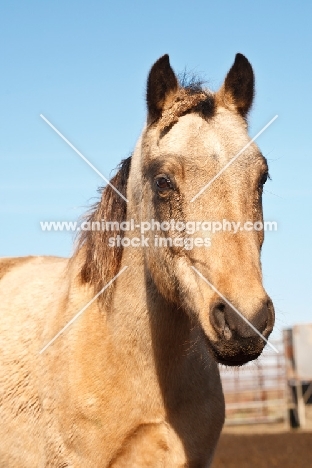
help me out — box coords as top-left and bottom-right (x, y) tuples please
(219, 339), (288, 425)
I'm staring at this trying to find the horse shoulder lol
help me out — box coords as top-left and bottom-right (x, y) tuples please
(0, 255), (69, 467)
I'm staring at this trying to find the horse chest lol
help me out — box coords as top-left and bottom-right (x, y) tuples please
(108, 421), (189, 467)
(60, 378), (223, 467)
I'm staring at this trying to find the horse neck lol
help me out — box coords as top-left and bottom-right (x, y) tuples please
(112, 247), (193, 378)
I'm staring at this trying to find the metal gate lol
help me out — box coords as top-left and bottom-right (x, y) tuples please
(219, 339), (288, 425)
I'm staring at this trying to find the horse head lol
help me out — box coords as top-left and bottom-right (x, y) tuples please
(129, 54), (275, 366)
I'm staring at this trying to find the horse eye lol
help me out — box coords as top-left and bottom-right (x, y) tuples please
(155, 176), (173, 191)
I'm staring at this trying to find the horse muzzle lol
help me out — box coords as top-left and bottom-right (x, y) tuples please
(207, 296), (275, 366)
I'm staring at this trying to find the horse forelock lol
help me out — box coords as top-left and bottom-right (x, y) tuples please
(74, 156), (131, 297)
(155, 87), (215, 136)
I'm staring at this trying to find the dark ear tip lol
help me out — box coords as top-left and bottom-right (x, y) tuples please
(235, 53), (246, 60)
(222, 53), (254, 118)
(146, 54), (177, 122)
(148, 54), (171, 78)
(153, 54), (170, 67)
(234, 53), (251, 67)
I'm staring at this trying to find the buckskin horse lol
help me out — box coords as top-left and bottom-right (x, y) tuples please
(0, 53), (274, 467)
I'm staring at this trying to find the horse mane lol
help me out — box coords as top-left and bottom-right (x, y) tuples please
(74, 156), (131, 297)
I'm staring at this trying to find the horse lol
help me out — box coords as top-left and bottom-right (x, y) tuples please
(0, 53), (275, 467)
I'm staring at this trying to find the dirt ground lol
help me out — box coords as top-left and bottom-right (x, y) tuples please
(211, 429), (312, 468)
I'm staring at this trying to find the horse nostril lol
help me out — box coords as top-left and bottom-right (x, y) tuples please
(210, 301), (232, 340)
(210, 296), (275, 340)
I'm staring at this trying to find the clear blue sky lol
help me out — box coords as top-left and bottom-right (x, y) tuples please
(1, 1), (311, 334)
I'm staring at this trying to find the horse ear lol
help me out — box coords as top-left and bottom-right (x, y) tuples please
(216, 53), (254, 118)
(146, 54), (178, 123)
